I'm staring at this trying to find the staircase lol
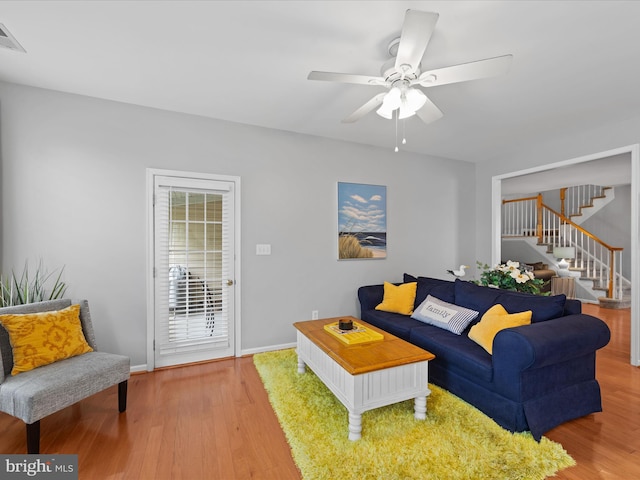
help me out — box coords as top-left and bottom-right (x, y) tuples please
(563, 185), (614, 225)
(502, 185), (631, 308)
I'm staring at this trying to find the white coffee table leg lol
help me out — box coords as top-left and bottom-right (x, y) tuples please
(297, 354), (306, 374)
(414, 395), (427, 420)
(348, 412), (362, 441)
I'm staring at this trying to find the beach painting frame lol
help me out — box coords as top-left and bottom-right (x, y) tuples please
(337, 182), (387, 260)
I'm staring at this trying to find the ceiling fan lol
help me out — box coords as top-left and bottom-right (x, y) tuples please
(308, 10), (513, 125)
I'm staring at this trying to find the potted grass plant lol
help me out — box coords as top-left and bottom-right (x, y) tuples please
(0, 260), (68, 307)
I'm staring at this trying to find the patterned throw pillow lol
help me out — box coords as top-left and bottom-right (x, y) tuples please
(411, 295), (479, 335)
(0, 304), (93, 375)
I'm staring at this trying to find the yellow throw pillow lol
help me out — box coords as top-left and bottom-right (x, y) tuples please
(375, 282), (417, 315)
(0, 304), (93, 375)
(468, 304), (531, 354)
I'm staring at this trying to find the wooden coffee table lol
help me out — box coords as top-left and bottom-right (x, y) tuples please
(293, 316), (435, 441)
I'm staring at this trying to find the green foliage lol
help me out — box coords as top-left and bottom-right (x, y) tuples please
(475, 260), (546, 295)
(0, 260), (68, 307)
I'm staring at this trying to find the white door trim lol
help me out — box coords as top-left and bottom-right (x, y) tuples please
(146, 168), (241, 371)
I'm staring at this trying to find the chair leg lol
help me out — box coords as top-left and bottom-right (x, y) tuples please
(26, 420), (40, 454)
(118, 380), (128, 413)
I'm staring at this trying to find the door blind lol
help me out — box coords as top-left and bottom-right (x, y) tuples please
(154, 179), (232, 360)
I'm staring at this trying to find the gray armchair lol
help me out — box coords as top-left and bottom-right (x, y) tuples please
(0, 299), (130, 453)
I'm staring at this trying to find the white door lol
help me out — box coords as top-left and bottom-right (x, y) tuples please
(151, 173), (236, 368)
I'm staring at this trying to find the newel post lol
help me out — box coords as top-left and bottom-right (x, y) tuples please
(608, 249), (615, 299)
(536, 194), (543, 244)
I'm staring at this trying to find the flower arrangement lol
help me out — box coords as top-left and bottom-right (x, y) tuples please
(475, 260), (546, 295)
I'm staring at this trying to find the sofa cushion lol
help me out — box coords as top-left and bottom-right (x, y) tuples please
(375, 282), (417, 315)
(360, 310), (424, 341)
(468, 304), (532, 354)
(403, 273), (418, 283)
(454, 279), (503, 316)
(409, 325), (493, 383)
(497, 292), (566, 323)
(0, 304), (93, 375)
(404, 274), (454, 307)
(428, 283), (455, 304)
(411, 295), (479, 335)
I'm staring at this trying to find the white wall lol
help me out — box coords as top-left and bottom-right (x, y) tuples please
(0, 81), (476, 366)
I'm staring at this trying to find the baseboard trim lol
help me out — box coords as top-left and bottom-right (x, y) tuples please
(241, 342), (296, 357)
(130, 342), (297, 372)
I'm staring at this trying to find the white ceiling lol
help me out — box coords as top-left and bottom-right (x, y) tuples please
(2, 1), (640, 163)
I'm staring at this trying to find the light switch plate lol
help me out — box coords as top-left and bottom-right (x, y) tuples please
(256, 244), (271, 255)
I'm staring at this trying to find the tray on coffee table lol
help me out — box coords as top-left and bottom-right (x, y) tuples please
(323, 320), (384, 345)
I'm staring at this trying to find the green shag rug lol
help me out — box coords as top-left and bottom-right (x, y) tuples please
(254, 349), (575, 480)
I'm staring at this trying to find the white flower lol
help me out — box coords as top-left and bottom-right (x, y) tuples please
(514, 272), (530, 284)
(498, 260), (520, 273)
(506, 260), (520, 269)
(526, 271), (535, 281)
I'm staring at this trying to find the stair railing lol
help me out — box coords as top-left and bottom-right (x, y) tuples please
(542, 204), (623, 299)
(502, 194), (625, 299)
(561, 184), (608, 219)
(501, 195), (539, 237)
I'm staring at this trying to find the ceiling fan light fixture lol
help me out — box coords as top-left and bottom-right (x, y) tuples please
(382, 87), (402, 109)
(376, 87), (402, 118)
(404, 88), (427, 112)
(398, 104), (416, 120)
(376, 103), (394, 119)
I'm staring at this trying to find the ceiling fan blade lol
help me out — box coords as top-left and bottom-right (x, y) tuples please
(395, 10), (439, 74)
(415, 95), (444, 124)
(415, 55), (513, 87)
(342, 93), (386, 123)
(308, 71), (387, 86)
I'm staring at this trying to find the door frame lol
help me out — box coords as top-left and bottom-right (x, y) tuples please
(146, 168), (241, 371)
(491, 144), (639, 366)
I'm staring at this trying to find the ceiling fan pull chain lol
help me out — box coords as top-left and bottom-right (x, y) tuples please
(394, 110), (399, 152)
(402, 119), (407, 145)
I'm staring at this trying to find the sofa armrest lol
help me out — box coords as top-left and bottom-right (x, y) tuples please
(492, 314), (610, 397)
(358, 284), (384, 314)
(494, 314), (610, 370)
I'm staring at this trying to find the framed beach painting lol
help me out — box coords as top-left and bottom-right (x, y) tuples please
(337, 182), (387, 260)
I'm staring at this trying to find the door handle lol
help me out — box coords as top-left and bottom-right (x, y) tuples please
(226, 279), (234, 286)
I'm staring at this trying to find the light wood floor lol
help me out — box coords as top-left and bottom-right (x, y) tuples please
(0, 304), (637, 479)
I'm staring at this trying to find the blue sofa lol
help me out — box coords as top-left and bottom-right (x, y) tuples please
(358, 275), (611, 440)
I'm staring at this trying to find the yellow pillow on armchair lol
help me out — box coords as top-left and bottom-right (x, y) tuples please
(375, 281), (417, 315)
(0, 304), (93, 375)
